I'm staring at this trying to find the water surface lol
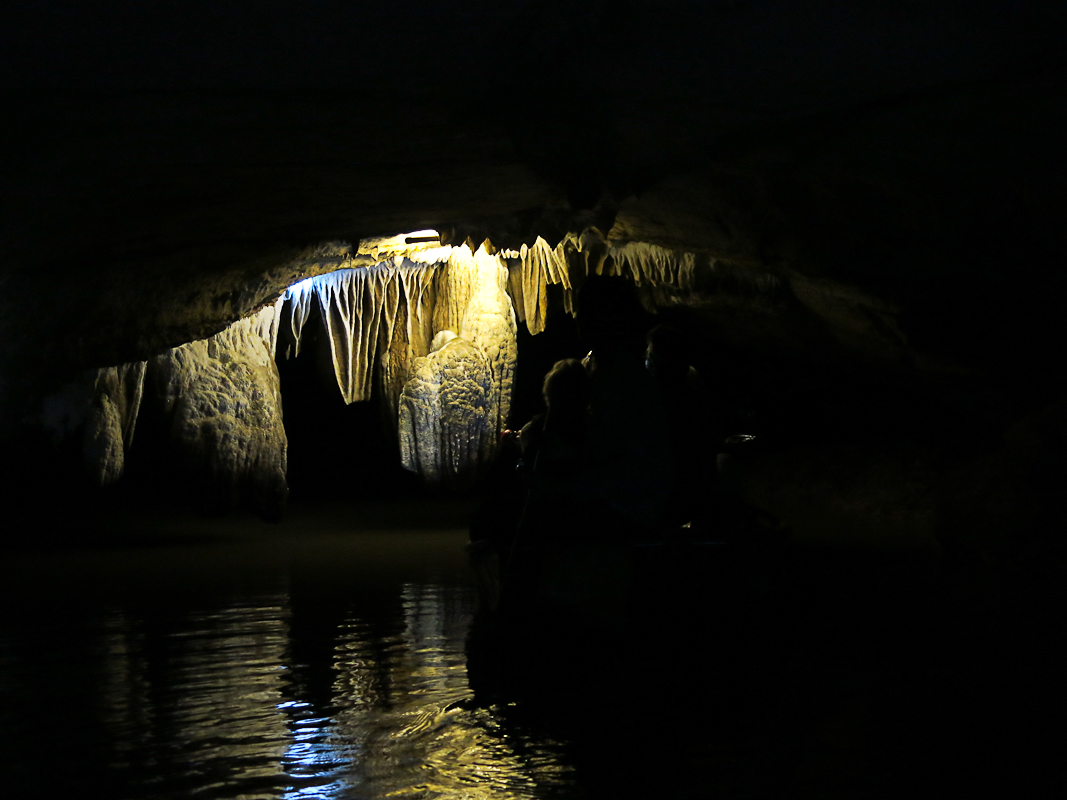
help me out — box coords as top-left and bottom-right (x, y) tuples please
(2, 502), (1063, 799)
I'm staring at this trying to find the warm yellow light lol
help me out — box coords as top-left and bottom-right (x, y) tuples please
(357, 229), (442, 261)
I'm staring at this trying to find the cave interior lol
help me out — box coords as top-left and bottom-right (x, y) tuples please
(1, 1), (1066, 796)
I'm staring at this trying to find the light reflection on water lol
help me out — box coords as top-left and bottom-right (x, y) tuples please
(0, 532), (576, 800)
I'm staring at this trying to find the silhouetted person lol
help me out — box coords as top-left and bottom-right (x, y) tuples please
(645, 324), (716, 528)
(469, 358), (590, 581)
(519, 358), (589, 479)
(573, 274), (672, 538)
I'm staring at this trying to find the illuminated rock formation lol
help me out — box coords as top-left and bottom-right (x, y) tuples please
(82, 361), (148, 487)
(398, 332), (493, 486)
(38, 360), (148, 487)
(508, 236), (578, 334)
(148, 303), (288, 519)
(376, 262), (439, 432)
(504, 231), (715, 334)
(449, 246), (517, 437)
(314, 267), (391, 404)
(278, 243), (517, 480)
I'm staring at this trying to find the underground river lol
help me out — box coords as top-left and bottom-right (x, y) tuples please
(1, 498), (1063, 799)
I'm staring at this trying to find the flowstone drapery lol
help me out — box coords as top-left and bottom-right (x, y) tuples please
(502, 230), (715, 333)
(279, 244), (516, 483)
(398, 332), (493, 485)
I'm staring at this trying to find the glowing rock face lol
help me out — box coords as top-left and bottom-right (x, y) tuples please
(83, 361), (147, 486)
(448, 246), (517, 437)
(376, 263), (439, 432)
(315, 268), (391, 404)
(58, 231), (718, 506)
(395, 246), (516, 483)
(282, 246), (517, 482)
(398, 335), (493, 485)
(149, 304), (288, 519)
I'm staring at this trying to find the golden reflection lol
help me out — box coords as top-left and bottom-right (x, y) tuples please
(308, 583), (575, 799)
(58, 573), (573, 799)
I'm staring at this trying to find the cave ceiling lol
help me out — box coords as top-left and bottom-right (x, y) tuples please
(2, 0), (1066, 427)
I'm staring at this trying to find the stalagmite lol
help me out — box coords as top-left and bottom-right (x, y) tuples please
(82, 361), (147, 486)
(452, 245), (517, 438)
(148, 303), (288, 520)
(398, 332), (493, 485)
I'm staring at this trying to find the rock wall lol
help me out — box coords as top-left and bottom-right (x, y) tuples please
(148, 302), (288, 520)
(82, 362), (148, 487)
(39, 360), (148, 488)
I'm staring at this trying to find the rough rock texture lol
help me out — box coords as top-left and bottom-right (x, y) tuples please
(398, 334), (493, 486)
(148, 304), (288, 519)
(38, 361), (148, 487)
(82, 362), (148, 487)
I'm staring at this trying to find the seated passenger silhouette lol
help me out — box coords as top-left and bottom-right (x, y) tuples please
(571, 274), (673, 539)
(469, 358), (590, 571)
(518, 358), (589, 481)
(645, 324), (716, 529)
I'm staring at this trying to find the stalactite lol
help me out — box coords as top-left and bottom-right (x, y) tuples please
(506, 230), (615, 334)
(608, 241), (697, 289)
(515, 238), (554, 335)
(314, 266), (397, 404)
(148, 305), (288, 519)
(377, 261), (439, 432)
(281, 277), (317, 359)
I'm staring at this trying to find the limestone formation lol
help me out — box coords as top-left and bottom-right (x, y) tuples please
(376, 262), (438, 432)
(314, 267), (391, 404)
(281, 276), (317, 359)
(503, 231), (716, 335)
(508, 236), (577, 335)
(277, 244), (517, 477)
(398, 334), (493, 486)
(148, 304), (288, 519)
(82, 361), (148, 487)
(38, 360), (148, 487)
(448, 246), (517, 438)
